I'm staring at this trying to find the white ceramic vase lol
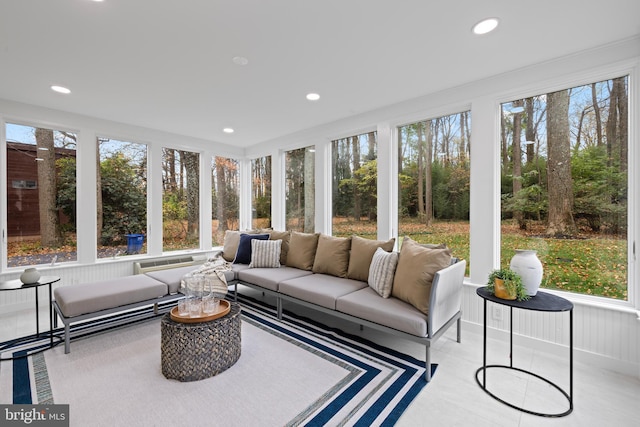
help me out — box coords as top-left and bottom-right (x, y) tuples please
(20, 268), (41, 284)
(510, 250), (543, 296)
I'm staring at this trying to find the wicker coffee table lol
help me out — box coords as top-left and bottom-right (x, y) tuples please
(161, 301), (241, 382)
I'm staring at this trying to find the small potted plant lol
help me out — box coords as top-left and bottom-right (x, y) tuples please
(486, 268), (529, 301)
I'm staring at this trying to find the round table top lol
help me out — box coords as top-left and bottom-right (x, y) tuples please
(0, 275), (60, 291)
(476, 286), (573, 312)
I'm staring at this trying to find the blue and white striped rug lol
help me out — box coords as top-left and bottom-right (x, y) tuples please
(0, 295), (434, 426)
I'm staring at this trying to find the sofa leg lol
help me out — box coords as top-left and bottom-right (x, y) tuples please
(425, 345), (432, 382)
(277, 298), (282, 320)
(457, 317), (462, 343)
(64, 323), (71, 354)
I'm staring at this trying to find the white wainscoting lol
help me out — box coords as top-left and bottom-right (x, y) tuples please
(461, 284), (640, 378)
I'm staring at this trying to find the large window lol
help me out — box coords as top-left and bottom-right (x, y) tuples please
(162, 148), (200, 251)
(500, 76), (628, 300)
(212, 156), (239, 245)
(285, 146), (315, 232)
(97, 138), (147, 258)
(332, 132), (377, 238)
(397, 111), (471, 266)
(5, 123), (77, 267)
(251, 156), (271, 230)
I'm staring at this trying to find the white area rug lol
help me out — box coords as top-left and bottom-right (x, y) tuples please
(1, 297), (434, 426)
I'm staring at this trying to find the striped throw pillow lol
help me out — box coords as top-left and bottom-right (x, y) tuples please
(368, 247), (398, 298)
(249, 239), (282, 268)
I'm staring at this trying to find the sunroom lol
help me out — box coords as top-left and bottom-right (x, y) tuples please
(0, 1), (638, 425)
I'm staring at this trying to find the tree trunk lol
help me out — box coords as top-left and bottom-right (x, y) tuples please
(606, 80), (618, 166)
(591, 83), (603, 147)
(546, 90), (577, 236)
(304, 147), (315, 232)
(215, 157), (227, 236)
(525, 97), (536, 164)
(36, 128), (62, 246)
(367, 131), (376, 161)
(352, 136), (361, 221)
(417, 124), (424, 219)
(183, 151), (199, 239)
(512, 100), (525, 229)
(425, 120), (433, 225)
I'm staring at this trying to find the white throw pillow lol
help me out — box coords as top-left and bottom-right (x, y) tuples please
(249, 239), (282, 268)
(368, 247), (398, 298)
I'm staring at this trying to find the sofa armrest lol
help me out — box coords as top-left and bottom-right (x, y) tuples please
(427, 259), (466, 337)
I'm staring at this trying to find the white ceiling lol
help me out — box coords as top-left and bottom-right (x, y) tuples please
(1, 0), (638, 148)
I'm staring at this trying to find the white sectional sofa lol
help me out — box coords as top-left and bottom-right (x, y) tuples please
(52, 231), (466, 382)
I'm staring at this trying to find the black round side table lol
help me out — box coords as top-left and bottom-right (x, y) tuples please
(0, 276), (61, 360)
(475, 286), (573, 417)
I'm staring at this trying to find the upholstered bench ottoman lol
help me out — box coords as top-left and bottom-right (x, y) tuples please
(53, 275), (172, 353)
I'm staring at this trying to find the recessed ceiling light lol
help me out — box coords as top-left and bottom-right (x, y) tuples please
(306, 93), (320, 101)
(472, 18), (499, 35)
(223, 128), (234, 134)
(51, 85), (71, 94)
(232, 56), (249, 66)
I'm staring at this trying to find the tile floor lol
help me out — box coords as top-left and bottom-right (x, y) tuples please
(1, 288), (639, 426)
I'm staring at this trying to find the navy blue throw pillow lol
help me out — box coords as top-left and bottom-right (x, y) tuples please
(234, 234), (270, 264)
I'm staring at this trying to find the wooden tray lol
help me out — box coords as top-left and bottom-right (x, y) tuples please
(170, 299), (230, 323)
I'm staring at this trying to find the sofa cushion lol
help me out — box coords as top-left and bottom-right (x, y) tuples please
(347, 236), (395, 282)
(286, 231), (319, 271)
(279, 274), (367, 310)
(336, 287), (428, 337)
(234, 233), (270, 264)
(238, 266), (313, 292)
(54, 275), (168, 318)
(268, 230), (291, 265)
(391, 237), (451, 315)
(312, 234), (351, 278)
(368, 247), (398, 298)
(249, 239), (281, 268)
(144, 265), (202, 294)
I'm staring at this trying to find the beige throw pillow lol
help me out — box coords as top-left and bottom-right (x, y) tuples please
(269, 230), (291, 265)
(222, 230), (241, 262)
(286, 232), (320, 271)
(391, 237), (452, 315)
(312, 234), (352, 278)
(347, 235), (396, 282)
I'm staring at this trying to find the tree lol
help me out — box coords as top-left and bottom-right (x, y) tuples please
(36, 128), (62, 246)
(546, 89), (577, 236)
(303, 147), (315, 232)
(511, 100), (525, 229)
(182, 151), (199, 239)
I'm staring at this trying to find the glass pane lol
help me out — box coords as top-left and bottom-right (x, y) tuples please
(162, 148), (200, 251)
(500, 76), (628, 300)
(6, 123), (77, 267)
(97, 138), (148, 258)
(251, 156), (271, 230)
(332, 132), (377, 238)
(397, 112), (471, 269)
(285, 146), (315, 232)
(212, 156), (239, 245)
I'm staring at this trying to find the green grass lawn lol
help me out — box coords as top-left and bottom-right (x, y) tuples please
(335, 218), (627, 301)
